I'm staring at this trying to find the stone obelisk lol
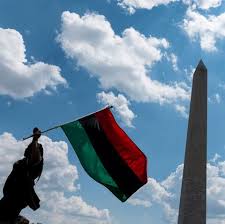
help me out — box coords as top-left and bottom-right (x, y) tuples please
(178, 60), (207, 224)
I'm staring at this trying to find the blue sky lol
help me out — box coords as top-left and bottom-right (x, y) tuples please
(0, 0), (225, 223)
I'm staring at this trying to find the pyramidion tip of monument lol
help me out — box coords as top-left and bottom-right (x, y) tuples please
(196, 59), (207, 71)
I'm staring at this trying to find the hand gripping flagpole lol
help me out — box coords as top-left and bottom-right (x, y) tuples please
(22, 105), (113, 141)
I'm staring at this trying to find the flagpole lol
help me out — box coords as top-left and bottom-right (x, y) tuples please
(22, 105), (113, 141)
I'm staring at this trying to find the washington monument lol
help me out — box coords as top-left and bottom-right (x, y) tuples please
(178, 60), (207, 224)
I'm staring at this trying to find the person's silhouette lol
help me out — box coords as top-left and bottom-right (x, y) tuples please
(0, 127), (44, 223)
(24, 127), (44, 181)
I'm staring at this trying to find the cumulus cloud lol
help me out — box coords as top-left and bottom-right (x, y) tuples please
(117, 0), (178, 14)
(0, 28), (66, 99)
(128, 155), (225, 223)
(182, 0), (222, 10)
(97, 91), (136, 127)
(182, 8), (225, 52)
(0, 132), (110, 224)
(58, 11), (189, 110)
(117, 0), (222, 14)
(27, 192), (110, 224)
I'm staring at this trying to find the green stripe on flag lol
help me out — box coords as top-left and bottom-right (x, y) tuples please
(61, 121), (127, 201)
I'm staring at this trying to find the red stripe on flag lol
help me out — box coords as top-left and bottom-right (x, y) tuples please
(95, 108), (147, 184)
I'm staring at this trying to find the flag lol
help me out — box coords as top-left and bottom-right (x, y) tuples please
(61, 107), (147, 202)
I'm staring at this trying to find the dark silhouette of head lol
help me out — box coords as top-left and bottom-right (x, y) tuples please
(33, 127), (41, 140)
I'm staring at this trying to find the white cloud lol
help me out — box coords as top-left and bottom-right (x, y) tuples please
(182, 8), (225, 52)
(215, 93), (221, 104)
(165, 53), (179, 72)
(174, 104), (188, 118)
(207, 161), (225, 223)
(182, 0), (222, 10)
(169, 53), (179, 72)
(117, 0), (222, 14)
(0, 132), (110, 224)
(97, 91), (136, 127)
(128, 166), (183, 222)
(28, 192), (110, 224)
(128, 155), (225, 223)
(210, 153), (221, 163)
(184, 66), (195, 83)
(58, 11), (189, 110)
(0, 28), (66, 99)
(128, 198), (152, 207)
(219, 160), (225, 176)
(209, 93), (221, 104)
(117, 0), (178, 14)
